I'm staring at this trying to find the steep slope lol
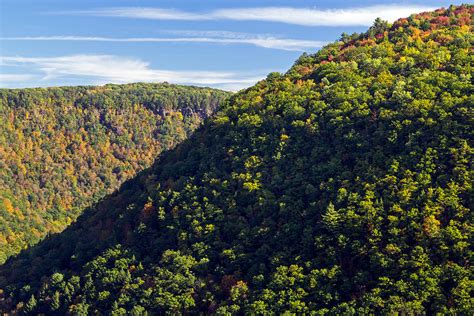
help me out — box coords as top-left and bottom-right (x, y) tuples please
(0, 83), (230, 262)
(1, 5), (472, 314)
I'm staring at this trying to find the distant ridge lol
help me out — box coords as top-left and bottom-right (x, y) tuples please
(0, 83), (230, 262)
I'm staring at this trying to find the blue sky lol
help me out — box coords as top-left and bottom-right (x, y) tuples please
(0, 0), (458, 91)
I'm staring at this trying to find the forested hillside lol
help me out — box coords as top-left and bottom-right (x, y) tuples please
(0, 83), (230, 262)
(1, 5), (472, 314)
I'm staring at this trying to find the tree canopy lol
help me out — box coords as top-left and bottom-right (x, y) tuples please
(0, 5), (472, 314)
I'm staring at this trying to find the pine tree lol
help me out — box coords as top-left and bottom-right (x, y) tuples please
(23, 294), (37, 313)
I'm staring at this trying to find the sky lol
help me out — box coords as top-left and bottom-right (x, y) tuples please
(0, 0), (460, 91)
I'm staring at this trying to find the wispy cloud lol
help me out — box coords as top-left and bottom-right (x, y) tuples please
(0, 33), (326, 52)
(61, 5), (435, 26)
(0, 74), (37, 84)
(73, 8), (208, 21)
(0, 55), (266, 90)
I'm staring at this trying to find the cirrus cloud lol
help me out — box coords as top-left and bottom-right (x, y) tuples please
(0, 55), (268, 91)
(1, 33), (327, 52)
(0, 73), (37, 84)
(60, 5), (436, 26)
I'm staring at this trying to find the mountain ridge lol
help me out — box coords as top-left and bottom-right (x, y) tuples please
(0, 83), (231, 262)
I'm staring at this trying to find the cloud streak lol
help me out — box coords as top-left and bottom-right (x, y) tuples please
(0, 55), (267, 90)
(0, 74), (37, 83)
(62, 5), (435, 26)
(1, 34), (326, 52)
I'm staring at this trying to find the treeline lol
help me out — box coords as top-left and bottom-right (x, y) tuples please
(0, 5), (473, 315)
(0, 83), (230, 262)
